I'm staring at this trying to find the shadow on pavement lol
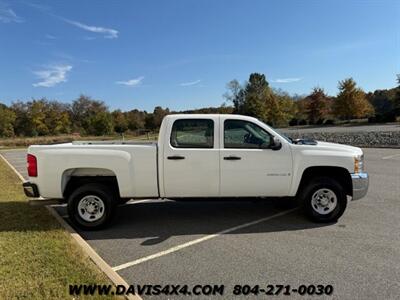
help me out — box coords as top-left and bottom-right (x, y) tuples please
(54, 199), (332, 245)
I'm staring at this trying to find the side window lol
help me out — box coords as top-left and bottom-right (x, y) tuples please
(224, 120), (272, 149)
(170, 119), (214, 148)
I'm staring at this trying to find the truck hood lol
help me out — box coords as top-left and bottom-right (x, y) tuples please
(310, 141), (363, 156)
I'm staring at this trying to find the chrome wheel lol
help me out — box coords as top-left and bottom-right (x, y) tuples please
(77, 195), (105, 222)
(311, 188), (337, 215)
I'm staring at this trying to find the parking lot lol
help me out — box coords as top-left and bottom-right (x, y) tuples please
(1, 148), (400, 299)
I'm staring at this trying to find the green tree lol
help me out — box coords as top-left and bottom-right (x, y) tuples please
(144, 106), (170, 130)
(242, 73), (270, 120)
(366, 87), (396, 122)
(177, 105), (234, 114)
(223, 80), (245, 113)
(87, 111), (113, 136)
(224, 74), (293, 126)
(28, 99), (50, 136)
(44, 101), (71, 134)
(273, 89), (296, 127)
(217, 103), (234, 114)
(71, 95), (111, 135)
(0, 104), (16, 137)
(290, 97), (308, 125)
(264, 92), (283, 126)
(126, 109), (146, 131)
(112, 110), (128, 134)
(153, 106), (170, 128)
(305, 87), (330, 124)
(333, 78), (374, 120)
(144, 113), (155, 130)
(394, 74), (400, 117)
(11, 101), (33, 136)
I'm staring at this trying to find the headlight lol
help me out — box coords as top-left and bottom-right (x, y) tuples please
(354, 155), (364, 173)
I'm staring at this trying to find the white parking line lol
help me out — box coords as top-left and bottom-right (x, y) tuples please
(112, 207), (298, 272)
(382, 154), (400, 160)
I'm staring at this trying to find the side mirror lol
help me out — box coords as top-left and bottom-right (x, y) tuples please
(270, 137), (282, 150)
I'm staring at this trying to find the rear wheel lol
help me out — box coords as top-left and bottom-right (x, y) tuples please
(67, 183), (116, 230)
(300, 177), (347, 223)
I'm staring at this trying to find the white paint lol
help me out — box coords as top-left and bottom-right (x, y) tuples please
(219, 115), (292, 196)
(27, 114), (362, 200)
(162, 115), (220, 197)
(112, 207), (298, 271)
(28, 145), (159, 198)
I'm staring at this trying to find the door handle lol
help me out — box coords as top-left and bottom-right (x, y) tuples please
(223, 156), (241, 160)
(167, 155), (185, 160)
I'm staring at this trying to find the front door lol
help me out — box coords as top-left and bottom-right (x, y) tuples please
(220, 118), (292, 197)
(163, 117), (220, 197)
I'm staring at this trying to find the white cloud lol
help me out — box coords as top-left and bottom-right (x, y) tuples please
(0, 7), (23, 23)
(271, 77), (302, 83)
(33, 65), (72, 87)
(180, 79), (201, 86)
(116, 76), (144, 87)
(64, 19), (118, 39)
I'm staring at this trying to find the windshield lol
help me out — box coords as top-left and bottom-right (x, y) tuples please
(273, 128), (293, 143)
(257, 120), (293, 144)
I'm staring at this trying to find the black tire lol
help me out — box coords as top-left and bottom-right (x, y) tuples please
(67, 183), (117, 230)
(299, 176), (347, 223)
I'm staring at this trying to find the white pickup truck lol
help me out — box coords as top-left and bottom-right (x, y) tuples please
(23, 114), (368, 229)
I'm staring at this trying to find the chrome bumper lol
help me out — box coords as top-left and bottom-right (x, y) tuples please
(351, 172), (369, 200)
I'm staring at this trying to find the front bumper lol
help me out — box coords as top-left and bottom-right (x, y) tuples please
(22, 181), (40, 198)
(351, 172), (369, 200)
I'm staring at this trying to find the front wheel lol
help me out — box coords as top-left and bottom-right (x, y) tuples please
(300, 177), (347, 223)
(67, 183), (117, 230)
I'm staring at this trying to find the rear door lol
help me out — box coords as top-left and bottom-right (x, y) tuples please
(219, 117), (292, 197)
(163, 117), (220, 197)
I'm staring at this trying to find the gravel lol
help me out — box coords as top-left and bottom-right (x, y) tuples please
(279, 125), (400, 148)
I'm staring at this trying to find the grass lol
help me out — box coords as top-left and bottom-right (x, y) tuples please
(0, 158), (121, 299)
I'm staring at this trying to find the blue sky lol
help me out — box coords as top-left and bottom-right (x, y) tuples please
(0, 0), (399, 112)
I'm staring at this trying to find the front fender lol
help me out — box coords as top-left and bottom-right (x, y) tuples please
(289, 149), (354, 196)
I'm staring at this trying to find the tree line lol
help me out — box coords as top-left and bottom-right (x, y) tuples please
(0, 74), (399, 138)
(224, 73), (399, 127)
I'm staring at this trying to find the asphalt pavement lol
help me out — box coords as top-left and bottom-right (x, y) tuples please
(1, 148), (399, 299)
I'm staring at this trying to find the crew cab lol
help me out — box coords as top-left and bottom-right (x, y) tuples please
(23, 114), (369, 229)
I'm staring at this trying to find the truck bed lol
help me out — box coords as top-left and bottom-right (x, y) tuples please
(72, 140), (156, 145)
(28, 142), (159, 199)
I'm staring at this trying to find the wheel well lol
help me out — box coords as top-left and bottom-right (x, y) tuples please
(297, 166), (352, 197)
(63, 176), (120, 200)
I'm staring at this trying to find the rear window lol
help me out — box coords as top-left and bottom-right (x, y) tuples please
(170, 119), (214, 148)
